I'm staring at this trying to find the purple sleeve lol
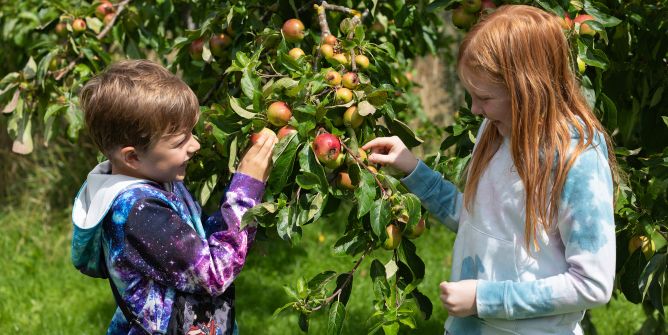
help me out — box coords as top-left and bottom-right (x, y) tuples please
(122, 173), (265, 296)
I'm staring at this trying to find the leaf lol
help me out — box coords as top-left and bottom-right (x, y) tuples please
(228, 96), (255, 119)
(398, 239), (425, 282)
(199, 174), (218, 206)
(385, 118), (423, 148)
(410, 289), (433, 320)
(662, 116), (668, 129)
(334, 273), (353, 306)
(241, 202), (278, 229)
(299, 313), (309, 332)
(2, 89), (20, 114)
(333, 231), (368, 256)
(267, 134), (299, 194)
(22, 57), (37, 80)
(356, 171), (377, 218)
(399, 194), (421, 230)
(427, 0), (457, 12)
(307, 271), (337, 291)
(370, 199), (391, 238)
(381, 322), (400, 335)
(649, 86), (664, 108)
(12, 113), (32, 155)
(357, 100), (377, 116)
(241, 69), (260, 100)
(327, 300), (345, 335)
(370, 259), (390, 299)
(639, 252), (667, 301)
(295, 172), (321, 190)
(299, 145), (328, 190)
(276, 206), (293, 241)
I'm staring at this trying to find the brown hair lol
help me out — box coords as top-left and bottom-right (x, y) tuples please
(458, 5), (619, 251)
(79, 59), (199, 156)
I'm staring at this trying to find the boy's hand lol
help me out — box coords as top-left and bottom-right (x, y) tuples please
(237, 134), (277, 182)
(362, 136), (418, 175)
(439, 280), (478, 317)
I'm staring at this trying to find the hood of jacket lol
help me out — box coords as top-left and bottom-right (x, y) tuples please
(71, 161), (150, 278)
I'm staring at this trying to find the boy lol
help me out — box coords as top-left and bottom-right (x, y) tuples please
(71, 60), (276, 334)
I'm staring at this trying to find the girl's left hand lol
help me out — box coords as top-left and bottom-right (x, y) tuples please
(439, 280), (478, 317)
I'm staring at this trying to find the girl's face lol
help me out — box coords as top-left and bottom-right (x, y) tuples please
(460, 66), (513, 137)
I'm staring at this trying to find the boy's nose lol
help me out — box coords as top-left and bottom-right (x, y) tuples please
(188, 136), (201, 153)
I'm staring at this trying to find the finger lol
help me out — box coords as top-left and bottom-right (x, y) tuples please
(367, 153), (395, 165)
(257, 135), (277, 159)
(362, 137), (395, 151)
(246, 135), (268, 156)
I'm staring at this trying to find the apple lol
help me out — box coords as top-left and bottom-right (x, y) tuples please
(96, 1), (114, 20)
(209, 33), (232, 57)
(346, 148), (368, 165)
(404, 218), (426, 239)
(320, 44), (335, 59)
(335, 87), (353, 104)
(337, 172), (355, 190)
(628, 235), (655, 259)
(312, 133), (343, 169)
(452, 7), (476, 30)
(366, 166), (378, 174)
(55, 22), (67, 37)
(282, 18), (305, 43)
(323, 34), (337, 45)
(354, 55), (370, 69)
(325, 70), (342, 86)
(574, 14), (596, 36)
(103, 13), (115, 26)
(462, 0), (482, 13)
(267, 101), (292, 127)
(383, 224), (402, 250)
(342, 72), (359, 89)
(577, 57), (586, 74)
(343, 106), (364, 128)
(288, 47), (305, 60)
(72, 18), (87, 34)
(481, 0), (496, 10)
(249, 128), (277, 144)
(371, 21), (385, 33)
(331, 53), (349, 66)
(277, 125), (297, 139)
(189, 38), (204, 60)
(559, 14), (574, 30)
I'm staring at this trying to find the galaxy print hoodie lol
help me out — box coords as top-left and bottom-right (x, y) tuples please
(401, 120), (615, 335)
(71, 161), (265, 334)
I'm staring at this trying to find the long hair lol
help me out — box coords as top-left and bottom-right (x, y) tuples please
(458, 5), (618, 251)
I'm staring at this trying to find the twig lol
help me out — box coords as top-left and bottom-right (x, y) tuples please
(321, 2), (361, 16)
(97, 0), (131, 40)
(340, 141), (387, 196)
(312, 245), (373, 311)
(54, 55), (83, 81)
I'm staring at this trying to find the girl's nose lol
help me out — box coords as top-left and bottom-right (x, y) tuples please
(470, 101), (484, 116)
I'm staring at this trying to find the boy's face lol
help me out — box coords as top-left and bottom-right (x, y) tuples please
(134, 130), (201, 183)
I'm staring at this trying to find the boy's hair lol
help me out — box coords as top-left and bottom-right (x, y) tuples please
(79, 59), (199, 156)
(457, 5), (619, 251)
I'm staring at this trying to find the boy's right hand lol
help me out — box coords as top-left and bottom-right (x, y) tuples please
(237, 134), (277, 182)
(362, 136), (418, 175)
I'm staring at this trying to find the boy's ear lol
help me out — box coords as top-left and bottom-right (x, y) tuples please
(118, 146), (142, 170)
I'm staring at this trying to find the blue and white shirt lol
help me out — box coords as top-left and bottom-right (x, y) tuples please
(401, 120), (615, 335)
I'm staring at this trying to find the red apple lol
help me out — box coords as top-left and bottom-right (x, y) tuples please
(277, 125), (298, 139)
(282, 18), (305, 43)
(288, 47), (305, 60)
(323, 34), (337, 45)
(559, 14), (574, 30)
(383, 224), (402, 250)
(325, 70), (342, 86)
(95, 1), (114, 20)
(72, 18), (87, 34)
(209, 33), (232, 57)
(189, 38), (204, 60)
(337, 172), (355, 190)
(574, 14), (596, 36)
(55, 22), (67, 37)
(343, 106), (364, 128)
(481, 0), (496, 10)
(342, 72), (359, 89)
(267, 101), (292, 127)
(103, 13), (115, 26)
(250, 128), (277, 144)
(312, 133), (343, 169)
(404, 218), (426, 239)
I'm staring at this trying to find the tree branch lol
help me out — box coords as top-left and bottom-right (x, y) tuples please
(340, 141), (387, 196)
(97, 0), (131, 40)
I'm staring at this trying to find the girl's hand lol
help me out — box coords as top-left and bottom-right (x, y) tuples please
(361, 136), (418, 175)
(439, 280), (478, 317)
(237, 134), (277, 182)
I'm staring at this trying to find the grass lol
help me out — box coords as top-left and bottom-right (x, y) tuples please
(0, 135), (649, 334)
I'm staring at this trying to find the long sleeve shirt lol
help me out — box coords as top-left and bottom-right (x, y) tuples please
(401, 126), (615, 335)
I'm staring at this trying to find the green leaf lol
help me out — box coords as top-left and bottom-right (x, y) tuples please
(199, 174), (218, 206)
(241, 202), (278, 229)
(649, 86), (664, 108)
(228, 95), (256, 119)
(639, 252), (667, 301)
(399, 194), (421, 230)
(276, 206), (293, 241)
(583, 2), (622, 27)
(356, 171), (377, 218)
(427, 0), (457, 12)
(2, 89), (20, 114)
(11, 112), (32, 154)
(410, 288), (433, 320)
(385, 118), (424, 148)
(357, 100), (377, 116)
(299, 145), (328, 190)
(398, 239), (425, 282)
(381, 322), (400, 335)
(662, 116), (668, 129)
(327, 300), (345, 335)
(370, 259), (390, 300)
(307, 271), (337, 291)
(370, 199), (391, 238)
(299, 313), (309, 332)
(295, 172), (321, 190)
(241, 69), (260, 100)
(333, 231), (368, 256)
(335, 273), (353, 306)
(267, 134), (300, 194)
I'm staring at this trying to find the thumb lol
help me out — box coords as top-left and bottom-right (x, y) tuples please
(439, 281), (450, 293)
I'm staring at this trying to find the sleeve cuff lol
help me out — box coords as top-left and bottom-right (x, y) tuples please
(228, 173), (266, 201)
(400, 160), (440, 196)
(476, 280), (507, 319)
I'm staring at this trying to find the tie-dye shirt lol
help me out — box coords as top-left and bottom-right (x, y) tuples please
(73, 169), (264, 335)
(401, 122), (615, 335)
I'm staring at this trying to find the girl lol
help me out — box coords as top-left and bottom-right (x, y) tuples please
(363, 5), (617, 335)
